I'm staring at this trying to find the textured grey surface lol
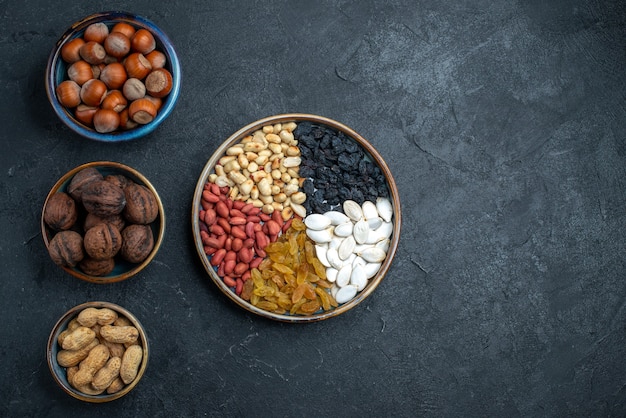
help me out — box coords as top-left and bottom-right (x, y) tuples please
(1, 1), (625, 417)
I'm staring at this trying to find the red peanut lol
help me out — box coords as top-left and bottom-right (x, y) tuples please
(225, 250), (237, 262)
(224, 259), (236, 275)
(210, 183), (221, 195)
(230, 216), (246, 226)
(230, 209), (246, 218)
(217, 218), (231, 233)
(250, 257), (263, 269)
(234, 262), (249, 276)
(210, 224), (225, 235)
(231, 226), (246, 240)
(238, 247), (253, 263)
(271, 210), (282, 225)
(216, 201), (229, 218)
(204, 208), (217, 225)
(231, 238), (243, 252)
(202, 190), (220, 203)
(266, 220), (281, 236)
(211, 249), (226, 266)
(223, 276), (236, 287)
(245, 222), (256, 238)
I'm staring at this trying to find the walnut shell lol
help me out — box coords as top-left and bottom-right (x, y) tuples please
(44, 192), (78, 231)
(48, 230), (84, 267)
(84, 213), (125, 233)
(79, 257), (115, 276)
(82, 180), (126, 217)
(84, 223), (123, 260)
(104, 174), (132, 190)
(120, 224), (154, 263)
(67, 167), (103, 202)
(123, 183), (159, 224)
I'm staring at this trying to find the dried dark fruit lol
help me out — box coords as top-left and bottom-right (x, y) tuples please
(48, 230), (84, 267)
(82, 180), (126, 217)
(123, 183), (158, 224)
(67, 167), (103, 202)
(83, 223), (123, 260)
(79, 257), (115, 276)
(294, 123), (388, 213)
(44, 192), (78, 231)
(120, 224), (154, 263)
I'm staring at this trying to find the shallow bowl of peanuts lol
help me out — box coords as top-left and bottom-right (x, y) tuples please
(192, 114), (401, 322)
(47, 301), (149, 402)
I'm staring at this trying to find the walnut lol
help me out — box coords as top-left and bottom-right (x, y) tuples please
(120, 224), (154, 263)
(123, 183), (159, 224)
(48, 230), (84, 267)
(84, 223), (122, 260)
(83, 212), (125, 233)
(104, 174), (132, 190)
(67, 167), (103, 202)
(82, 180), (126, 217)
(44, 192), (77, 231)
(78, 257), (115, 276)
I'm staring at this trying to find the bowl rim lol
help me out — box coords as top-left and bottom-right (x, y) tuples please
(191, 113), (402, 323)
(45, 11), (182, 142)
(41, 161), (166, 284)
(46, 300), (150, 403)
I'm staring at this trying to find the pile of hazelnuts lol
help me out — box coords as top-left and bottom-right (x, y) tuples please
(44, 167), (159, 277)
(55, 21), (173, 133)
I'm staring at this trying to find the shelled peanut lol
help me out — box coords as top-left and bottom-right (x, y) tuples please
(56, 307), (144, 396)
(208, 122), (307, 218)
(199, 182), (295, 296)
(56, 21), (173, 133)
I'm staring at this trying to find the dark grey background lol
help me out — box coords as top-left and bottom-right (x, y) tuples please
(1, 0), (625, 416)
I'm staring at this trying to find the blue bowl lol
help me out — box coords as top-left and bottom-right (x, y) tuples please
(45, 11), (181, 142)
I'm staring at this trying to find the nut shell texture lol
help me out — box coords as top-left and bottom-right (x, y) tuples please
(67, 167), (103, 202)
(120, 224), (154, 263)
(123, 183), (158, 224)
(84, 223), (122, 260)
(44, 192), (77, 231)
(82, 180), (126, 216)
(48, 230), (84, 267)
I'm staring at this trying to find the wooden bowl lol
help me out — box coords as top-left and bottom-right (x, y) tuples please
(47, 301), (149, 402)
(41, 161), (165, 283)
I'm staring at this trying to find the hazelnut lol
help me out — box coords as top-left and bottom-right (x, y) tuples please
(120, 224), (154, 263)
(84, 223), (122, 260)
(78, 257), (115, 276)
(84, 212), (125, 232)
(44, 192), (78, 231)
(48, 230), (84, 267)
(68, 167), (103, 202)
(123, 183), (159, 224)
(82, 180), (126, 217)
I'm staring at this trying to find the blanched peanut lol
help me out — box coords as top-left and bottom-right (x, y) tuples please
(213, 123), (306, 222)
